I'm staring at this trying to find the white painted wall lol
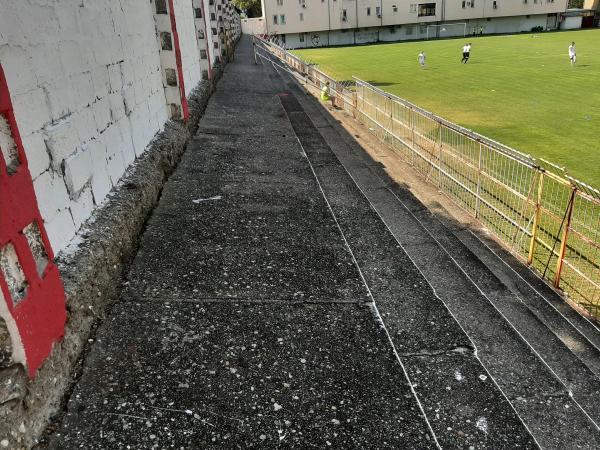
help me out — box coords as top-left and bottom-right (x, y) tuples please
(561, 16), (583, 29)
(174, 0), (202, 95)
(0, 0), (167, 253)
(278, 14), (554, 48)
(0, 0), (240, 255)
(263, 0), (568, 37)
(242, 18), (268, 34)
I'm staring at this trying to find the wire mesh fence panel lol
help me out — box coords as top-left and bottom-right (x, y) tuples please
(256, 39), (600, 320)
(560, 191), (600, 317)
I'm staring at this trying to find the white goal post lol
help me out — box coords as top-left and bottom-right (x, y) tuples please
(426, 23), (467, 40)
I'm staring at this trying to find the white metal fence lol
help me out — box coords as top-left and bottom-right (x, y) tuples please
(254, 36), (600, 320)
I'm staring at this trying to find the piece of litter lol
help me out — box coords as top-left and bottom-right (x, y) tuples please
(192, 196), (222, 204)
(476, 417), (488, 434)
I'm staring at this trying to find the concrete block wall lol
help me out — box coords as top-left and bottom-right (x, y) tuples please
(0, 0), (166, 254)
(193, 0), (214, 79)
(0, 0), (241, 257)
(174, 0), (202, 96)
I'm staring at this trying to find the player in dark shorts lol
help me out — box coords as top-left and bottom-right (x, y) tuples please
(461, 43), (472, 63)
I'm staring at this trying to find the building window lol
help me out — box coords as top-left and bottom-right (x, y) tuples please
(493, 0), (497, 7)
(417, 3), (436, 16)
(273, 15), (278, 24)
(342, 9), (347, 20)
(160, 32), (173, 51)
(212, 27), (217, 34)
(299, 33), (305, 42)
(199, 29), (205, 39)
(300, 12), (304, 20)
(194, 8), (202, 18)
(214, 41), (219, 48)
(462, 1), (466, 7)
(376, 6), (381, 16)
(155, 0), (167, 14)
(200, 49), (207, 59)
(392, 5), (398, 11)
(277, 0), (283, 4)
(367, 7), (371, 15)
(280, 14), (286, 24)
(405, 25), (414, 35)
(210, 12), (216, 20)
(410, 3), (417, 12)
(471, 0), (475, 6)
(299, 0), (306, 6)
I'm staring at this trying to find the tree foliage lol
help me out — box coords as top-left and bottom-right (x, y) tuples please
(233, 0), (262, 17)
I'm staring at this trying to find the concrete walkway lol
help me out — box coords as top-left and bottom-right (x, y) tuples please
(47, 38), (539, 448)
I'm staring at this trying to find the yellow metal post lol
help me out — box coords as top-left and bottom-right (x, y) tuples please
(554, 187), (577, 288)
(527, 171), (544, 265)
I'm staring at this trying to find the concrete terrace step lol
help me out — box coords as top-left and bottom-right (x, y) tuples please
(456, 228), (600, 361)
(273, 70), (600, 447)
(268, 73), (536, 448)
(46, 37), (538, 449)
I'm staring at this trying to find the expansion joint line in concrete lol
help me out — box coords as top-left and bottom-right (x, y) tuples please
(398, 346), (475, 359)
(275, 95), (442, 450)
(122, 296), (373, 305)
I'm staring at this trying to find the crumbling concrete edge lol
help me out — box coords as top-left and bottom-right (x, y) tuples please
(0, 62), (226, 448)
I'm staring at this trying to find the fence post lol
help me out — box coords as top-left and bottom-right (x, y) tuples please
(388, 96), (394, 140)
(527, 171), (544, 265)
(352, 91), (358, 119)
(554, 186), (577, 288)
(410, 107), (415, 147)
(252, 36), (258, 64)
(410, 107), (416, 166)
(475, 142), (482, 218)
(437, 122), (443, 186)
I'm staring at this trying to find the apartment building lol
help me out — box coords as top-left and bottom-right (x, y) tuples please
(261, 0), (569, 48)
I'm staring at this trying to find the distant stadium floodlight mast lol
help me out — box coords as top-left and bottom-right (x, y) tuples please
(426, 23), (467, 40)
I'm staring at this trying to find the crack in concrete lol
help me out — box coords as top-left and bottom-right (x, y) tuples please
(398, 346), (475, 359)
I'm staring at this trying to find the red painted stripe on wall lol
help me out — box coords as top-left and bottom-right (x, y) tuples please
(168, 0), (190, 121)
(0, 65), (66, 377)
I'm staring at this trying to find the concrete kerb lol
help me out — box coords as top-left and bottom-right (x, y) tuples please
(0, 62), (226, 449)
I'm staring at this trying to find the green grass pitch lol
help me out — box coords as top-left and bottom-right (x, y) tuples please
(295, 29), (600, 187)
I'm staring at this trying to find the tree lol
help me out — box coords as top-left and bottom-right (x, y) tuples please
(233, 0), (262, 17)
